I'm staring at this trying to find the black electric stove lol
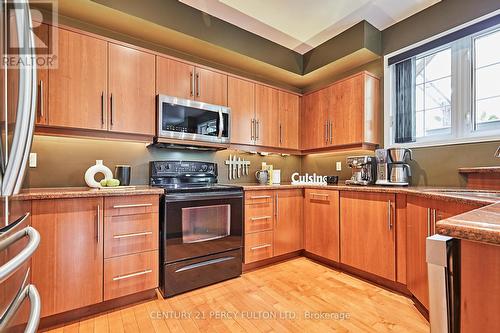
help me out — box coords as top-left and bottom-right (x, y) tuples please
(150, 161), (243, 297)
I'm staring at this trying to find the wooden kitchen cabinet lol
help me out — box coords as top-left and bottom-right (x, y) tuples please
(278, 91), (300, 150)
(406, 196), (481, 309)
(340, 191), (396, 281)
(304, 189), (340, 261)
(255, 84), (279, 147)
(274, 189), (303, 256)
(108, 43), (155, 135)
(48, 28), (108, 130)
(31, 197), (104, 317)
(156, 56), (227, 105)
(228, 77), (255, 145)
(301, 72), (380, 151)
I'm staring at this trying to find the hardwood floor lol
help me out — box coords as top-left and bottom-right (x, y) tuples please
(42, 258), (429, 333)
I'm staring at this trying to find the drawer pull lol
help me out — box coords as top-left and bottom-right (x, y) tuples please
(113, 231), (153, 239)
(250, 244), (271, 251)
(112, 203), (153, 209)
(250, 216), (271, 221)
(249, 195), (271, 199)
(175, 257), (235, 273)
(112, 269), (152, 281)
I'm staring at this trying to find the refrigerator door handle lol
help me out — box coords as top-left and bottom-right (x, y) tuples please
(1, 0), (37, 196)
(0, 222), (40, 284)
(0, 284), (41, 333)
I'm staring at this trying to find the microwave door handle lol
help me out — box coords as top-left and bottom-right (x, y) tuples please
(2, 1), (37, 196)
(218, 108), (224, 138)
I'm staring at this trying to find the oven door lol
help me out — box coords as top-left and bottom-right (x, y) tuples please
(163, 191), (243, 264)
(157, 95), (230, 144)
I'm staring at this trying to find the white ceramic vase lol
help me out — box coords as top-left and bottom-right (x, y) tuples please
(85, 160), (113, 188)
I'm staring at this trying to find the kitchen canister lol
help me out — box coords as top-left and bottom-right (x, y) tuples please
(84, 160), (113, 188)
(115, 165), (131, 186)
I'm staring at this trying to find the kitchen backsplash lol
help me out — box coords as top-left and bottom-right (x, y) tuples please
(24, 135), (302, 188)
(24, 136), (500, 188)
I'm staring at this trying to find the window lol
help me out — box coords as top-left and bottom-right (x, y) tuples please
(386, 20), (500, 147)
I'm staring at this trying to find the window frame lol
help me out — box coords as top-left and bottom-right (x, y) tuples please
(384, 9), (500, 149)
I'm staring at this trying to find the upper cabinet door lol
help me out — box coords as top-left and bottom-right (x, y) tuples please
(156, 56), (195, 99)
(194, 67), (228, 106)
(48, 28), (107, 130)
(255, 84), (279, 147)
(300, 90), (328, 150)
(108, 43), (155, 136)
(228, 77), (255, 145)
(278, 91), (299, 149)
(330, 74), (365, 145)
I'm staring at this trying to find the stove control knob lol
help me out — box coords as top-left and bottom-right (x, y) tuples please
(201, 164), (208, 172)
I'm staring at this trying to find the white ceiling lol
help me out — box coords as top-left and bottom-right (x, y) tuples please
(180, 0), (441, 54)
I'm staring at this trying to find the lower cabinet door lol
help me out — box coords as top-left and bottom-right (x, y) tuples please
(31, 198), (104, 317)
(340, 191), (396, 281)
(244, 231), (274, 264)
(274, 189), (303, 256)
(104, 250), (158, 301)
(304, 189), (340, 261)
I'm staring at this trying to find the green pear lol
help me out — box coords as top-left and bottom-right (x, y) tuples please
(100, 179), (107, 187)
(106, 179), (120, 187)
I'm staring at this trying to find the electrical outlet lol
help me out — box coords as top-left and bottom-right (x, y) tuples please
(336, 161), (342, 171)
(29, 153), (37, 168)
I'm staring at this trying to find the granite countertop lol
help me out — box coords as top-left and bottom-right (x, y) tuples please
(436, 203), (500, 245)
(14, 185), (164, 200)
(458, 166), (500, 173)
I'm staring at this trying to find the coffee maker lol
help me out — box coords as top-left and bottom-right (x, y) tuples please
(375, 148), (412, 185)
(345, 156), (376, 185)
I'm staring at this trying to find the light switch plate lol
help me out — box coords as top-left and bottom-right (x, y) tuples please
(29, 153), (37, 168)
(336, 161), (342, 171)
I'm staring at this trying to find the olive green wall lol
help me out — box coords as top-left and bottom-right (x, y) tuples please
(24, 136), (302, 188)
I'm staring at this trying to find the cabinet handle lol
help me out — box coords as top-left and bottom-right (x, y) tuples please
(96, 205), (101, 243)
(255, 120), (260, 140)
(113, 269), (152, 281)
(279, 124), (282, 145)
(113, 231), (153, 239)
(387, 200), (393, 230)
(251, 119), (255, 141)
(112, 203), (153, 209)
(250, 216), (271, 221)
(427, 208), (431, 237)
(432, 209), (437, 235)
(275, 193), (279, 223)
(250, 195), (271, 199)
(329, 121), (333, 144)
(101, 91), (105, 126)
(324, 121), (328, 144)
(311, 193), (329, 199)
(110, 93), (114, 126)
(189, 71), (194, 96)
(195, 72), (200, 97)
(39, 80), (44, 118)
(250, 244), (271, 251)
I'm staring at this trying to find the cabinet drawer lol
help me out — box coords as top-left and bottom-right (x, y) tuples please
(245, 203), (274, 234)
(244, 231), (273, 264)
(104, 250), (158, 301)
(245, 190), (274, 205)
(104, 195), (159, 216)
(104, 213), (158, 258)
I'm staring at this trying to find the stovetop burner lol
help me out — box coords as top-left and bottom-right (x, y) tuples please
(150, 161), (241, 193)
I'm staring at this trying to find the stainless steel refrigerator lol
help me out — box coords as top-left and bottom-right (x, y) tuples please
(0, 0), (40, 332)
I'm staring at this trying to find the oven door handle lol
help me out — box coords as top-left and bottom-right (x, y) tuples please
(165, 192), (243, 202)
(175, 256), (235, 273)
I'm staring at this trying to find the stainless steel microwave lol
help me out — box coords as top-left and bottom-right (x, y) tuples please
(157, 95), (230, 144)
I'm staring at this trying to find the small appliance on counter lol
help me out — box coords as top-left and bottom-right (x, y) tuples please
(345, 156), (376, 185)
(375, 148), (412, 186)
(325, 176), (339, 185)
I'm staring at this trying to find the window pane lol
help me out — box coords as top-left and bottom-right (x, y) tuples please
(476, 97), (500, 124)
(424, 49), (451, 81)
(475, 29), (500, 68)
(416, 84), (424, 111)
(475, 63), (500, 100)
(416, 58), (424, 84)
(425, 77), (451, 109)
(416, 111), (424, 138)
(426, 106), (452, 131)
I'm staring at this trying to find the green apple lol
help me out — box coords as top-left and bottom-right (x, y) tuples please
(106, 178), (120, 187)
(100, 179), (107, 187)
